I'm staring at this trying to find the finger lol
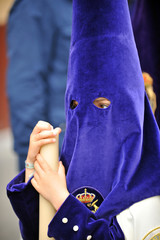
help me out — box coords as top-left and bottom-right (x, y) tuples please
(31, 178), (40, 193)
(34, 159), (44, 176)
(54, 127), (62, 135)
(33, 121), (53, 134)
(33, 170), (40, 182)
(35, 130), (57, 141)
(36, 154), (50, 172)
(36, 138), (56, 148)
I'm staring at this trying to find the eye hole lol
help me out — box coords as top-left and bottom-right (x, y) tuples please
(70, 100), (78, 109)
(93, 97), (111, 109)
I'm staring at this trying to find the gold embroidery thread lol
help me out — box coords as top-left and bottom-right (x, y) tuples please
(142, 227), (160, 240)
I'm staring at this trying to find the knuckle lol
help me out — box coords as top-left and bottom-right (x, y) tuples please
(37, 120), (43, 125)
(40, 139), (46, 146)
(36, 121), (41, 128)
(40, 120), (49, 126)
(37, 140), (43, 147)
(36, 132), (41, 140)
(36, 121), (53, 130)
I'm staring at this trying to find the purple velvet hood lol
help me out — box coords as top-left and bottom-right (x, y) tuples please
(60, 0), (160, 221)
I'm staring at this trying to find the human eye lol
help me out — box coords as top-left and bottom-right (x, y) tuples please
(93, 97), (111, 109)
(100, 104), (108, 109)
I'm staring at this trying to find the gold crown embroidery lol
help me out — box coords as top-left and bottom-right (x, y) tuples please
(76, 188), (95, 203)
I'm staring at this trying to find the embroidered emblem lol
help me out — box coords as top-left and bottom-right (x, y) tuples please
(76, 188), (95, 203)
(143, 227), (160, 240)
(72, 187), (104, 213)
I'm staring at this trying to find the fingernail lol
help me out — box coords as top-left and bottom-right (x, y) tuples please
(52, 129), (58, 136)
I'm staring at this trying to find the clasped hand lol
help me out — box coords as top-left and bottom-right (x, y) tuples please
(26, 121), (69, 210)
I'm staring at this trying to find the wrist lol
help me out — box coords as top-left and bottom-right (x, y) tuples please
(52, 191), (69, 211)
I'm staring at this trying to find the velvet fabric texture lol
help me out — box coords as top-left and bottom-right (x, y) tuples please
(7, 170), (39, 240)
(131, 0), (160, 127)
(60, 0), (160, 221)
(7, 172), (124, 239)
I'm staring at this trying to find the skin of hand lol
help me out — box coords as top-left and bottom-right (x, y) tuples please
(27, 120), (61, 164)
(25, 120), (69, 209)
(31, 154), (69, 210)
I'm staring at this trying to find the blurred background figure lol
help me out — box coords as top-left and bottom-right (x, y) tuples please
(0, 1), (20, 239)
(0, 0), (72, 238)
(130, 0), (160, 124)
(7, 0), (72, 171)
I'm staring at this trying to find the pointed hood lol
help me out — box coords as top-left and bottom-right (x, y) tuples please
(60, 0), (160, 221)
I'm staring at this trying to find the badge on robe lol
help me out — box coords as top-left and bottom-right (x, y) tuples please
(143, 227), (160, 240)
(72, 187), (104, 213)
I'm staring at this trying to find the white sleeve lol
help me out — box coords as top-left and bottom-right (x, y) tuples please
(116, 196), (160, 240)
